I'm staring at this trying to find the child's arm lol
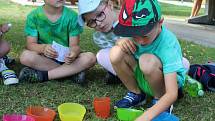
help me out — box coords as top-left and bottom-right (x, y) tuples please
(64, 36), (80, 64)
(26, 36), (57, 59)
(26, 36), (46, 53)
(135, 72), (178, 121)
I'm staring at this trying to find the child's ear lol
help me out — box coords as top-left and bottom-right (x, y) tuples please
(108, 0), (114, 10)
(158, 17), (164, 26)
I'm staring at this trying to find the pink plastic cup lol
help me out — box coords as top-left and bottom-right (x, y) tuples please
(2, 114), (35, 121)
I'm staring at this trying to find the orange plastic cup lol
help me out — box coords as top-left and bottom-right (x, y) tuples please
(26, 106), (56, 121)
(93, 97), (111, 119)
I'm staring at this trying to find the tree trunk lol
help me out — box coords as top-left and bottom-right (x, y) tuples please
(208, 0), (215, 23)
(188, 0), (215, 25)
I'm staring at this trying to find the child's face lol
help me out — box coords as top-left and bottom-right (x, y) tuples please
(83, 3), (116, 32)
(133, 23), (161, 45)
(44, 0), (65, 7)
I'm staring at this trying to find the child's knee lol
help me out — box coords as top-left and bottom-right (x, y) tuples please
(20, 50), (37, 65)
(81, 52), (96, 66)
(139, 54), (162, 75)
(110, 46), (124, 64)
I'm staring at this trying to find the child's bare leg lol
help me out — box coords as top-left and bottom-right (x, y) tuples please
(110, 46), (141, 94)
(191, 0), (203, 17)
(20, 50), (60, 71)
(139, 54), (165, 98)
(20, 50), (96, 80)
(48, 52), (96, 79)
(0, 40), (10, 58)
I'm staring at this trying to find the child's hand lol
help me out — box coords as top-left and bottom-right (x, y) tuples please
(0, 23), (11, 33)
(64, 50), (78, 64)
(43, 45), (58, 59)
(135, 112), (152, 121)
(135, 116), (151, 121)
(116, 38), (136, 54)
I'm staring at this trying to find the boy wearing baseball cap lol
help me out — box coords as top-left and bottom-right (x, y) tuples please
(110, 0), (186, 120)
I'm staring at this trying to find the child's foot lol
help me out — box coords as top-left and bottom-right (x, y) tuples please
(19, 67), (44, 83)
(3, 56), (15, 65)
(104, 72), (121, 85)
(2, 69), (19, 85)
(72, 71), (87, 86)
(114, 91), (146, 108)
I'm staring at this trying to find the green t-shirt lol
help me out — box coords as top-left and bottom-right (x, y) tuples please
(134, 26), (186, 87)
(25, 6), (83, 47)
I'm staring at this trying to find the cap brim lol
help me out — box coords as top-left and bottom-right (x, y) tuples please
(78, 0), (101, 27)
(114, 22), (155, 37)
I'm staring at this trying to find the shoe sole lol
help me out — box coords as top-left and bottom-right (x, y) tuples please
(4, 78), (19, 85)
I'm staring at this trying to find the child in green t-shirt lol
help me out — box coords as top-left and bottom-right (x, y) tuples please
(110, 0), (187, 120)
(19, 0), (96, 84)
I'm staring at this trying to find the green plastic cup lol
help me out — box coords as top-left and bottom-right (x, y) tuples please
(117, 108), (144, 121)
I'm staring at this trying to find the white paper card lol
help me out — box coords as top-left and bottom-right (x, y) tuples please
(52, 41), (70, 62)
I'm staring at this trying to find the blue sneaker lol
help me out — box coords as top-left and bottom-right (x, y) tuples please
(114, 91), (146, 108)
(151, 99), (173, 114)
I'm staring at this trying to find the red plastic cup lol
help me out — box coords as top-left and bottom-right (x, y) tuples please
(93, 97), (111, 119)
(26, 106), (56, 121)
(2, 114), (35, 121)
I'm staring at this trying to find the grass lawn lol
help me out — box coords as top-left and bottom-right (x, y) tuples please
(161, 2), (205, 19)
(0, 0), (215, 121)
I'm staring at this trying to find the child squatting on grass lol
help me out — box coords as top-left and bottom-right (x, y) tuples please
(0, 23), (19, 85)
(19, 0), (96, 84)
(78, 0), (122, 84)
(110, 0), (188, 120)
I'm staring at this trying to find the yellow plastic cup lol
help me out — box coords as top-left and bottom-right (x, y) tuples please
(58, 103), (86, 121)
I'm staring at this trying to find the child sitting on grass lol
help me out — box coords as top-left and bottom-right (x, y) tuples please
(78, 0), (122, 84)
(0, 23), (18, 85)
(19, 0), (96, 84)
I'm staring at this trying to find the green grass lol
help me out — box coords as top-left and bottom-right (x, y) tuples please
(0, 0), (215, 121)
(161, 2), (205, 18)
